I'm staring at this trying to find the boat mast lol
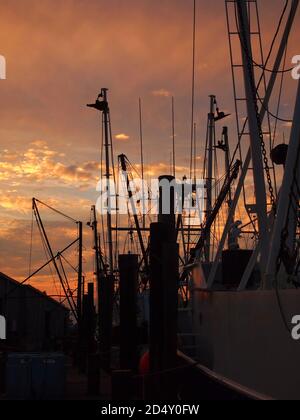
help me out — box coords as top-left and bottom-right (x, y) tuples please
(204, 96), (229, 262)
(266, 80), (300, 284)
(205, 95), (216, 262)
(139, 98), (146, 229)
(87, 91), (115, 367)
(236, 0), (269, 269)
(216, 127), (236, 249)
(87, 88), (114, 275)
(207, 0), (299, 289)
(172, 96), (176, 178)
(103, 89), (114, 275)
(90, 205), (103, 340)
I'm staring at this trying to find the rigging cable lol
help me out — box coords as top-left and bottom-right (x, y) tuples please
(57, 254), (77, 314)
(234, 0), (293, 74)
(139, 98), (146, 228)
(172, 96), (176, 178)
(60, 253), (78, 273)
(108, 112), (119, 270)
(256, 95), (292, 123)
(34, 206), (60, 298)
(34, 199), (77, 223)
(189, 0), (196, 181)
(28, 208), (34, 278)
(228, 0), (294, 174)
(235, 1), (278, 211)
(100, 113), (107, 263)
(187, 0), (197, 259)
(272, 44), (289, 147)
(234, 0), (293, 123)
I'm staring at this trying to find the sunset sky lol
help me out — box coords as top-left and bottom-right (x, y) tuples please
(0, 0), (299, 297)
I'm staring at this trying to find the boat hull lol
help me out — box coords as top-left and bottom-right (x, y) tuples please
(191, 289), (300, 400)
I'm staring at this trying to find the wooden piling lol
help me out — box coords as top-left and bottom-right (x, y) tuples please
(148, 174), (179, 398)
(87, 353), (100, 396)
(99, 274), (114, 371)
(112, 370), (134, 401)
(119, 254), (138, 372)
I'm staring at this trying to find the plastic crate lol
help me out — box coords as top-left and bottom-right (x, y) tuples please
(6, 353), (65, 400)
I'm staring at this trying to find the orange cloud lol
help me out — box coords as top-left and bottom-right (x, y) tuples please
(152, 89), (172, 98)
(0, 141), (101, 188)
(115, 133), (130, 141)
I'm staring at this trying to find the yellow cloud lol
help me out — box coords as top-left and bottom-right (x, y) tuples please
(115, 133), (130, 141)
(152, 89), (172, 98)
(0, 142), (101, 188)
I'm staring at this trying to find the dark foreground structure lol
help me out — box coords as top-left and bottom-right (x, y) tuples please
(0, 272), (69, 351)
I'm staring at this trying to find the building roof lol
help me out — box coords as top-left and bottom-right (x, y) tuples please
(0, 272), (69, 312)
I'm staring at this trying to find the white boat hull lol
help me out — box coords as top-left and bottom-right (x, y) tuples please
(191, 289), (300, 400)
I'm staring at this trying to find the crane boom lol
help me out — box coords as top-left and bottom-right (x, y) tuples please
(118, 154), (149, 271)
(180, 160), (241, 282)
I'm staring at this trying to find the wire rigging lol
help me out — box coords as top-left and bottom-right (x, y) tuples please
(228, 0), (294, 180)
(235, 0), (292, 74)
(34, 198), (78, 223)
(272, 44), (289, 146)
(28, 209), (34, 278)
(172, 96), (176, 178)
(189, 0), (196, 181)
